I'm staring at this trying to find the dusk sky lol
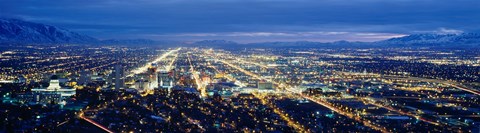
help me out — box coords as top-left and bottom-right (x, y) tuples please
(1, 0), (480, 43)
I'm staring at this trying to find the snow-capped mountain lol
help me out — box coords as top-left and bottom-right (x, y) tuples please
(378, 33), (480, 47)
(0, 18), (98, 44)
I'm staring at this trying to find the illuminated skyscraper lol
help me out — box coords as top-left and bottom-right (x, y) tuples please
(114, 64), (124, 90)
(79, 70), (91, 85)
(148, 64), (158, 89)
(135, 78), (150, 92)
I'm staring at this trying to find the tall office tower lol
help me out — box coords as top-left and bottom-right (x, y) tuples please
(135, 78), (150, 92)
(147, 65), (158, 89)
(114, 64), (125, 90)
(79, 70), (91, 85)
(257, 80), (273, 90)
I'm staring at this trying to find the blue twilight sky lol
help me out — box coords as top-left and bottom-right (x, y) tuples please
(1, 0), (480, 43)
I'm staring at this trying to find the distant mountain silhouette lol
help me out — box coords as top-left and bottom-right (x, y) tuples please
(195, 40), (237, 45)
(190, 34), (480, 48)
(1, 18), (480, 48)
(0, 18), (98, 44)
(100, 39), (156, 45)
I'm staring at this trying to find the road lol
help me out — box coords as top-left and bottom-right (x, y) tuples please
(186, 52), (207, 97)
(206, 50), (389, 133)
(383, 75), (480, 96)
(129, 48), (181, 76)
(79, 112), (115, 133)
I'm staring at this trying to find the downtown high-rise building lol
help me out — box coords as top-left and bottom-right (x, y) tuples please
(114, 64), (125, 90)
(79, 70), (91, 85)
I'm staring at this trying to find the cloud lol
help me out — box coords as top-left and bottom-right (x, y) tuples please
(436, 28), (464, 34)
(412, 27), (465, 35)
(152, 31), (351, 37)
(1, 0), (480, 42)
(141, 31), (404, 43)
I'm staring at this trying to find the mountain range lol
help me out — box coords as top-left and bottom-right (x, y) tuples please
(377, 33), (480, 47)
(1, 18), (480, 48)
(0, 18), (97, 44)
(0, 18), (159, 45)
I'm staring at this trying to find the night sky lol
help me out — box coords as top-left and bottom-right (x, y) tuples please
(1, 0), (480, 43)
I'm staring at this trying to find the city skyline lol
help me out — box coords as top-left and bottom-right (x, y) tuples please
(1, 0), (480, 132)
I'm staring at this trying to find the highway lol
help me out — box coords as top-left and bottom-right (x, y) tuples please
(358, 97), (442, 126)
(383, 75), (480, 96)
(336, 72), (475, 126)
(79, 112), (115, 133)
